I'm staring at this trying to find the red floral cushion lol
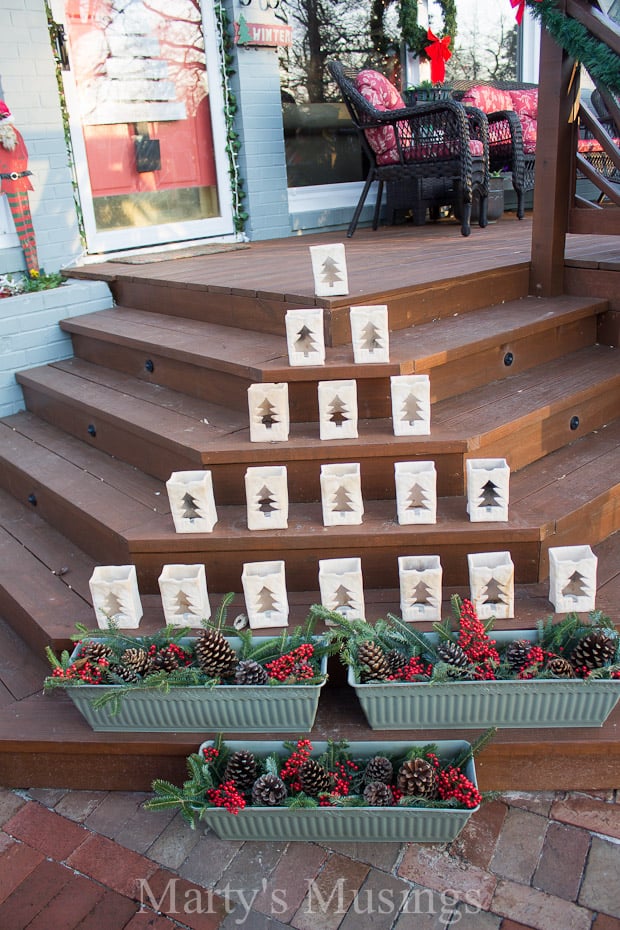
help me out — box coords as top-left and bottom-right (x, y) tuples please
(374, 139), (485, 166)
(508, 89), (538, 120)
(461, 85), (513, 114)
(355, 70), (407, 163)
(577, 137), (620, 153)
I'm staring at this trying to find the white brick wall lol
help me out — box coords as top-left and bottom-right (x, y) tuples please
(0, 280), (113, 417)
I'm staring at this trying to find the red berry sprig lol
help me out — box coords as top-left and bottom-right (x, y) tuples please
(436, 766), (482, 809)
(206, 780), (246, 815)
(202, 746), (220, 764)
(280, 738), (313, 792)
(265, 643), (315, 682)
(516, 645), (545, 679)
(388, 656), (433, 681)
(51, 656), (110, 684)
(457, 598), (500, 679)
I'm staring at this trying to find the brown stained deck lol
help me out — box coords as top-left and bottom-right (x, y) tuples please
(1, 213), (619, 791)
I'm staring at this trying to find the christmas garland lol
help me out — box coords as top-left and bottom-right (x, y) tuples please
(214, 2), (248, 233)
(526, 0), (620, 93)
(399, 0), (457, 58)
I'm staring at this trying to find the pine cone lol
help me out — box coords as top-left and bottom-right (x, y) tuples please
(147, 645), (180, 674)
(363, 755), (393, 785)
(251, 773), (288, 806)
(80, 641), (113, 661)
(396, 758), (437, 798)
(436, 640), (470, 669)
(120, 647), (150, 677)
(385, 649), (408, 676)
(357, 640), (390, 682)
(234, 660), (269, 685)
(546, 655), (576, 678)
(505, 639), (533, 670)
(195, 628), (238, 678)
(108, 663), (139, 683)
(363, 781), (394, 806)
(298, 758), (332, 797)
(223, 750), (257, 790)
(571, 631), (616, 671)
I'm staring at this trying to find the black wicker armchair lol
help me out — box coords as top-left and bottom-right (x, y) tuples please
(328, 61), (489, 237)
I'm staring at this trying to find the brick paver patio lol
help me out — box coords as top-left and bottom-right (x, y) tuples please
(1, 786), (619, 929)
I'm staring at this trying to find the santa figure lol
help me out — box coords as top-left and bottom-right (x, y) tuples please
(0, 100), (39, 273)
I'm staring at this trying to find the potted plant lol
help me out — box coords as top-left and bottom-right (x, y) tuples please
(44, 595), (329, 733)
(404, 80), (453, 105)
(145, 731), (492, 843)
(315, 597), (620, 730)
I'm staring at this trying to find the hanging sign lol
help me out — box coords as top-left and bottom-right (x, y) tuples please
(233, 0), (293, 48)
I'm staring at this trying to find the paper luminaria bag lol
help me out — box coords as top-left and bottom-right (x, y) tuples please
(166, 470), (218, 533)
(158, 564), (211, 626)
(89, 565), (143, 629)
(390, 375), (431, 436)
(241, 560), (290, 628)
(468, 550), (515, 620)
(309, 243), (349, 297)
(320, 462), (364, 526)
(466, 458), (510, 523)
(398, 555), (443, 622)
(285, 308), (326, 366)
(350, 305), (390, 364)
(319, 557), (366, 622)
(318, 379), (358, 440)
(245, 465), (289, 531)
(248, 383), (290, 443)
(394, 460), (437, 524)
(549, 545), (597, 613)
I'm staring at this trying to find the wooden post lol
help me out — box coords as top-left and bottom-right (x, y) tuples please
(529, 27), (581, 297)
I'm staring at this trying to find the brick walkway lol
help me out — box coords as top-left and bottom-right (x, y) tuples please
(1, 786), (620, 929)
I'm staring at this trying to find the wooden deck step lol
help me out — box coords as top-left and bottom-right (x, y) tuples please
(59, 295), (606, 417)
(14, 344), (620, 501)
(433, 344), (620, 471)
(1, 411), (618, 596)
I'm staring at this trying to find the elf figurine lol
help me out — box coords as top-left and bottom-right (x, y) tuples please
(0, 100), (39, 273)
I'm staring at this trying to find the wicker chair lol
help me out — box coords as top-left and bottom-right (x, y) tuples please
(328, 61), (489, 237)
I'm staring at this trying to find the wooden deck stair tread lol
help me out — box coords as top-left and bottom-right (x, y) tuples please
(60, 295), (605, 382)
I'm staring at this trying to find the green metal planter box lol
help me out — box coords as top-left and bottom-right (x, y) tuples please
(197, 739), (479, 843)
(349, 630), (620, 730)
(66, 638), (327, 733)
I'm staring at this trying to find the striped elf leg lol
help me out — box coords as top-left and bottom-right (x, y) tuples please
(6, 190), (39, 272)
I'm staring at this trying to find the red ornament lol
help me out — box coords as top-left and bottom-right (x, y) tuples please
(425, 29), (452, 85)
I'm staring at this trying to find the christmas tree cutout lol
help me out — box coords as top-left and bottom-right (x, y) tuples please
(321, 256), (343, 289)
(173, 590), (194, 616)
(236, 13), (252, 44)
(406, 482), (430, 512)
(332, 584), (355, 612)
(410, 579), (433, 607)
(294, 325), (318, 357)
(562, 570), (589, 599)
(256, 586), (278, 615)
(360, 321), (382, 353)
(181, 492), (202, 521)
(328, 395), (349, 427)
(481, 577), (507, 606)
(257, 485), (278, 517)
(257, 397), (278, 429)
(332, 484), (355, 514)
(478, 480), (502, 509)
(102, 591), (124, 620)
(401, 393), (424, 427)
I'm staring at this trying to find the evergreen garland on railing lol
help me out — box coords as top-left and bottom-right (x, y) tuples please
(526, 0), (620, 93)
(399, 0), (457, 58)
(214, 2), (247, 233)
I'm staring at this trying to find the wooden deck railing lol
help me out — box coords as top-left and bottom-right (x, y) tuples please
(530, 0), (619, 296)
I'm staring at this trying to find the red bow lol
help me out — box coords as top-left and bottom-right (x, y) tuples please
(425, 30), (452, 85)
(510, 0), (541, 26)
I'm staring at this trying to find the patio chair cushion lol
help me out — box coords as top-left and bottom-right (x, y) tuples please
(462, 85), (539, 153)
(356, 69), (484, 166)
(355, 70), (408, 163)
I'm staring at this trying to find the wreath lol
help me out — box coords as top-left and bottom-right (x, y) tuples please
(399, 0), (457, 59)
